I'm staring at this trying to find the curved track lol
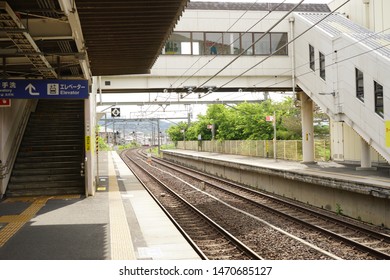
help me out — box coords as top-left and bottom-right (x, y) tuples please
(123, 148), (351, 259)
(147, 150), (390, 259)
(135, 147), (390, 259)
(120, 149), (262, 260)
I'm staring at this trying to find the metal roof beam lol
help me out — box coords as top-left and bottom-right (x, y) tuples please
(97, 100), (262, 106)
(0, 1), (57, 78)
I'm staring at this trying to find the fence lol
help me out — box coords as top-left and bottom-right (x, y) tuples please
(176, 139), (330, 161)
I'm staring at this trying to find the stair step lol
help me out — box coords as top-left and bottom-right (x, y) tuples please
(12, 167), (81, 176)
(18, 150), (82, 158)
(23, 132), (83, 137)
(21, 135), (83, 142)
(6, 187), (84, 197)
(21, 139), (82, 146)
(7, 180), (84, 191)
(6, 99), (85, 197)
(10, 173), (83, 183)
(14, 161), (81, 169)
(25, 126), (83, 132)
(19, 144), (82, 151)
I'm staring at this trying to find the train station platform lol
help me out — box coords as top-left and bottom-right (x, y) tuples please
(162, 149), (390, 228)
(162, 149), (390, 189)
(0, 151), (201, 260)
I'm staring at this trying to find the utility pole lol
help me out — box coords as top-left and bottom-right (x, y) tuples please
(273, 111), (277, 161)
(157, 119), (160, 155)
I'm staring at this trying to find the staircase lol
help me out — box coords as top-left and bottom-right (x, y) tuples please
(6, 99), (85, 197)
(293, 12), (390, 163)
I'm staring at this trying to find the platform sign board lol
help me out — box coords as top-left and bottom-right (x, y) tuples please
(111, 107), (120, 117)
(386, 121), (390, 147)
(0, 79), (88, 99)
(0, 99), (11, 107)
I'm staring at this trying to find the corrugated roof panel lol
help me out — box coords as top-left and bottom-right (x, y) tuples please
(349, 33), (390, 58)
(297, 12), (390, 59)
(296, 13), (371, 37)
(187, 2), (331, 12)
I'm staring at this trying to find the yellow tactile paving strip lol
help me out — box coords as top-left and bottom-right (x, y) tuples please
(108, 153), (136, 260)
(0, 195), (80, 247)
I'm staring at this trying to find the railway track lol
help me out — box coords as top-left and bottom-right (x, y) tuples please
(120, 150), (262, 260)
(122, 148), (349, 259)
(133, 147), (390, 259)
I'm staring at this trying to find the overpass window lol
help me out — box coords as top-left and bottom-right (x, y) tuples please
(164, 32), (191, 54)
(205, 33), (223, 55)
(192, 32), (205, 55)
(164, 32), (288, 56)
(374, 81), (384, 117)
(319, 51), (325, 80)
(355, 68), (364, 101)
(241, 33), (254, 55)
(271, 33), (288, 55)
(254, 33), (271, 55)
(309, 45), (315, 71)
(223, 33), (240, 54)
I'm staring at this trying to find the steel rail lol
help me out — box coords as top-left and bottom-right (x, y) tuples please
(149, 151), (390, 259)
(121, 149), (262, 260)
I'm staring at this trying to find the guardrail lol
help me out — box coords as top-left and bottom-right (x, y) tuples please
(176, 139), (330, 161)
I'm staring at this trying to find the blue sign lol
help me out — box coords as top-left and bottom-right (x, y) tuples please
(0, 79), (89, 99)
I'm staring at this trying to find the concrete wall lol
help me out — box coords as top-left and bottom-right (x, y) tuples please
(0, 99), (33, 196)
(331, 120), (387, 163)
(163, 151), (390, 228)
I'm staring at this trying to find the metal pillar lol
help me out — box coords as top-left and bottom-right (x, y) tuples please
(157, 119), (160, 155)
(300, 92), (315, 163)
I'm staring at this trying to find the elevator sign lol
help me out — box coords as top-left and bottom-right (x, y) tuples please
(0, 79), (89, 99)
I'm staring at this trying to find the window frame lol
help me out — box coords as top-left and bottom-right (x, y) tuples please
(309, 45), (315, 71)
(163, 31), (289, 56)
(355, 68), (364, 102)
(374, 80), (384, 118)
(319, 51), (325, 80)
(270, 33), (288, 55)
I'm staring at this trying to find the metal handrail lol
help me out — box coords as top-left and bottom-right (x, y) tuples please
(0, 100), (37, 179)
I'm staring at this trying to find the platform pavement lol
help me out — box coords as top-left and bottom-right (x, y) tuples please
(0, 151), (200, 260)
(162, 149), (390, 190)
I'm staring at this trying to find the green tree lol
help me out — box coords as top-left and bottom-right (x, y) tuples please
(166, 96), (328, 142)
(166, 122), (188, 143)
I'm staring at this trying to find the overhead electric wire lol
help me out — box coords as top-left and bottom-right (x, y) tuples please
(169, 0), (267, 90)
(177, 0), (290, 96)
(250, 25), (390, 91)
(258, 41), (390, 91)
(181, 0), (304, 99)
(198, 0), (351, 99)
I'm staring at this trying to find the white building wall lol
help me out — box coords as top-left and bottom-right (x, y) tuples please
(294, 12), (390, 163)
(176, 10), (291, 32)
(327, 0), (390, 164)
(329, 0), (390, 32)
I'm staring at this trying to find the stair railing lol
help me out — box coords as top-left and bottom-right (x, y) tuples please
(0, 100), (37, 179)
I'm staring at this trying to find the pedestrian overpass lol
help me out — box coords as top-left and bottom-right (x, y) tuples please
(98, 5), (390, 168)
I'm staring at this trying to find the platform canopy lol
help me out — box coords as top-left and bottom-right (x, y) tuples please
(0, 0), (189, 79)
